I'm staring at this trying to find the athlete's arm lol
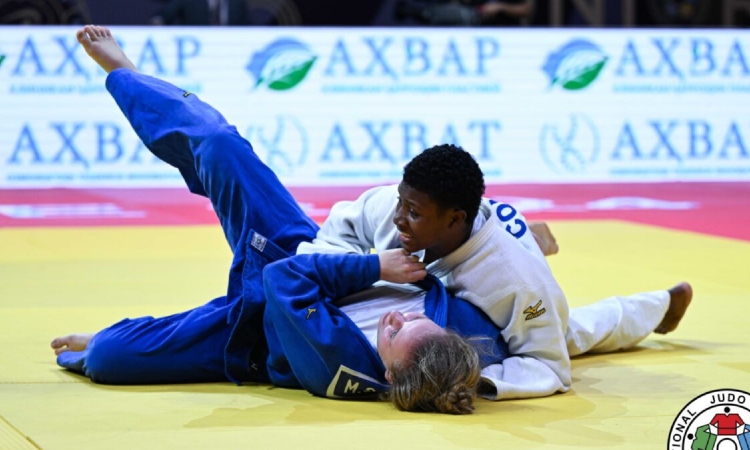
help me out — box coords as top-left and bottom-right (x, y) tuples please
(297, 185), (398, 256)
(263, 253), (389, 398)
(477, 282), (571, 400)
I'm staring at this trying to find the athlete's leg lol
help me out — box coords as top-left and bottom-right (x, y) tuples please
(55, 296), (233, 384)
(565, 282), (692, 355)
(79, 25), (318, 254)
(77, 25), (207, 198)
(566, 290), (668, 356)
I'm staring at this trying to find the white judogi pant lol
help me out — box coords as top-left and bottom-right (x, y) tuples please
(566, 290), (670, 356)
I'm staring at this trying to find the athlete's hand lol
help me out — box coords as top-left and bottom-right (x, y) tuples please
(378, 248), (427, 283)
(530, 221), (559, 256)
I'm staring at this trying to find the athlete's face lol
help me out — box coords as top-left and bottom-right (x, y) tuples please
(393, 182), (465, 259)
(376, 310), (445, 383)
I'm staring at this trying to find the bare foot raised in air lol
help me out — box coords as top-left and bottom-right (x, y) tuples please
(76, 25), (136, 73)
(654, 282), (693, 334)
(51, 333), (95, 355)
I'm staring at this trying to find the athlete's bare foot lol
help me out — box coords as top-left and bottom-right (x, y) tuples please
(654, 282), (692, 334)
(51, 333), (95, 355)
(76, 25), (137, 73)
(530, 221), (559, 256)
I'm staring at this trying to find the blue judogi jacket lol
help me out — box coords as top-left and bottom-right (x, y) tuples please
(262, 252), (510, 398)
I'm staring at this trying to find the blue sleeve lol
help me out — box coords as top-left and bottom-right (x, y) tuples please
(263, 253), (390, 398)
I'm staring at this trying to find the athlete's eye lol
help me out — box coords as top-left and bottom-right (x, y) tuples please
(390, 330), (398, 340)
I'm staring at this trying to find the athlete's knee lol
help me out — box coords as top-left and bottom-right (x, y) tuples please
(195, 127), (260, 175)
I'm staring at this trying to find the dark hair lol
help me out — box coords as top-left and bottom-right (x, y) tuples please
(402, 144), (485, 224)
(384, 331), (482, 415)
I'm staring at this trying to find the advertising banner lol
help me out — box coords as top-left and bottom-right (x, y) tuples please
(0, 26), (748, 187)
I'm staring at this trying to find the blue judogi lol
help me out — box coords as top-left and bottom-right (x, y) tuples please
(57, 69), (318, 384)
(57, 69), (509, 397)
(263, 253), (510, 398)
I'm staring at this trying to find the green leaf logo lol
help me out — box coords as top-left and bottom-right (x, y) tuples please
(247, 39), (317, 91)
(543, 40), (608, 91)
(259, 54), (317, 91)
(0, 55), (5, 69)
(556, 56), (608, 91)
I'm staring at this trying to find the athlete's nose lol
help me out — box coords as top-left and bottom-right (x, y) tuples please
(393, 205), (406, 228)
(388, 311), (405, 329)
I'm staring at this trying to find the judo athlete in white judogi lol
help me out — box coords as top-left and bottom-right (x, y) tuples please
(297, 182), (692, 400)
(52, 26), (514, 407)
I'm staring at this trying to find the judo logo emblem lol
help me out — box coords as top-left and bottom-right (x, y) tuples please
(524, 300), (546, 321)
(668, 389), (750, 450)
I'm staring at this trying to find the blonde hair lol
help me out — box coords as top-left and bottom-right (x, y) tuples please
(384, 331), (482, 414)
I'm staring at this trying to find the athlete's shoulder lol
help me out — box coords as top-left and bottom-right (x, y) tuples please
(487, 200), (530, 241)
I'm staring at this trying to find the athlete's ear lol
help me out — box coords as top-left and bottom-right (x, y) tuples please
(448, 209), (467, 227)
(385, 368), (394, 384)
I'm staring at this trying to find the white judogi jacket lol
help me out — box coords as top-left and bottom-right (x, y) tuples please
(297, 184), (572, 400)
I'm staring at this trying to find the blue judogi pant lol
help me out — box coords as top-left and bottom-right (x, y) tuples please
(56, 69), (319, 384)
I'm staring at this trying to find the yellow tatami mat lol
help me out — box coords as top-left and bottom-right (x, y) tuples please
(0, 221), (747, 449)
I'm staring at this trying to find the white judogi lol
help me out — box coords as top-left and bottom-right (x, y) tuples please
(297, 184), (669, 400)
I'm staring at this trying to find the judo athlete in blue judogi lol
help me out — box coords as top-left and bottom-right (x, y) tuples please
(53, 26), (510, 402)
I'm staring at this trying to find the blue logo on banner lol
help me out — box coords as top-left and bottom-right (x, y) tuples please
(542, 39), (608, 90)
(611, 120), (750, 164)
(246, 38), (317, 91)
(245, 116), (309, 175)
(544, 36), (750, 94)
(4, 121), (177, 182)
(5, 34), (202, 95)
(246, 35), (502, 95)
(240, 117), (502, 181)
(540, 114), (600, 173)
(540, 116), (750, 178)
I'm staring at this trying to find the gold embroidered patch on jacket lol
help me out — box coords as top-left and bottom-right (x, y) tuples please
(524, 300), (546, 320)
(306, 308), (317, 319)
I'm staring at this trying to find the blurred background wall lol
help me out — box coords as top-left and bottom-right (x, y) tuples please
(0, 0), (746, 27)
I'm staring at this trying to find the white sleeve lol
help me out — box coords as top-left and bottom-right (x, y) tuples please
(481, 199), (545, 261)
(477, 282), (571, 400)
(296, 185), (398, 256)
(479, 359), (567, 400)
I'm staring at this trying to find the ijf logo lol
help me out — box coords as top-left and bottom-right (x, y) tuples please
(542, 39), (608, 90)
(668, 389), (750, 450)
(539, 114), (600, 174)
(246, 38), (317, 91)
